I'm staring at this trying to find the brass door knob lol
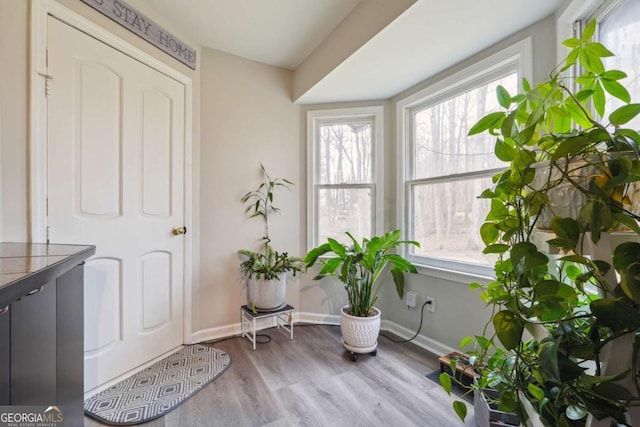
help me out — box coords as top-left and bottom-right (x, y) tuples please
(172, 226), (187, 235)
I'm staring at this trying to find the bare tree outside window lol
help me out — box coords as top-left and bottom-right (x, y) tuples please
(408, 73), (518, 265)
(599, 0), (640, 129)
(316, 121), (374, 244)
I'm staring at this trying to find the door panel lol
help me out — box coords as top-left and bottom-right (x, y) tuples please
(140, 251), (172, 331)
(77, 62), (122, 219)
(141, 89), (172, 217)
(47, 16), (186, 393)
(83, 258), (122, 353)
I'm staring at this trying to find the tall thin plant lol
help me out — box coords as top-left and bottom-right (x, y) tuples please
(241, 163), (293, 244)
(239, 165), (303, 281)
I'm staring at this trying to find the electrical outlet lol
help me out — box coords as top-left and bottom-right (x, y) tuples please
(426, 296), (435, 312)
(405, 291), (417, 308)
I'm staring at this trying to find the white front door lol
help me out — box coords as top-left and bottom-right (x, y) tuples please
(46, 16), (186, 393)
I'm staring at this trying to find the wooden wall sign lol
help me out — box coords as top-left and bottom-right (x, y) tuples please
(81, 0), (197, 70)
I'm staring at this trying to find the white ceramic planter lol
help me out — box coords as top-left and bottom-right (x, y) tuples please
(340, 305), (381, 353)
(246, 276), (286, 311)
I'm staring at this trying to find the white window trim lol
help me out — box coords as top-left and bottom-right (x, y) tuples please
(306, 106), (384, 250)
(395, 38), (532, 279)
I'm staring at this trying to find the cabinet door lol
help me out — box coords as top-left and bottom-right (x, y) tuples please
(56, 264), (84, 426)
(10, 281), (57, 404)
(0, 304), (9, 404)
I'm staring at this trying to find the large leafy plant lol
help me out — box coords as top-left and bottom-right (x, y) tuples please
(239, 165), (303, 281)
(443, 21), (640, 426)
(304, 230), (419, 317)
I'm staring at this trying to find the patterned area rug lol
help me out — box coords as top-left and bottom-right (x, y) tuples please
(84, 345), (231, 425)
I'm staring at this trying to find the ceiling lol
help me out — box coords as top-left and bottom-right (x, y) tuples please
(137, 0), (361, 70)
(138, 0), (565, 104)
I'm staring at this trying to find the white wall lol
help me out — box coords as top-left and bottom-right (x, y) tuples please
(380, 15), (558, 351)
(197, 48), (302, 332)
(0, 1), (29, 242)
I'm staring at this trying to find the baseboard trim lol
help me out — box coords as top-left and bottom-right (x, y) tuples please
(380, 319), (457, 357)
(189, 312), (455, 357)
(189, 323), (241, 344)
(296, 312), (340, 325)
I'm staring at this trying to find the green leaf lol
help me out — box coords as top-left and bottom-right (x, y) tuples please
(593, 382), (632, 401)
(581, 20), (596, 42)
(495, 139), (516, 162)
(579, 49), (605, 75)
(617, 264), (640, 304)
(483, 244), (509, 254)
(391, 268), (405, 300)
(518, 125), (536, 146)
(469, 282), (482, 291)
(468, 112), (505, 135)
(591, 299), (640, 332)
(613, 213), (640, 234)
(613, 242), (640, 271)
(318, 257), (342, 276)
(562, 37), (580, 48)
(609, 104), (640, 126)
(480, 223), (499, 245)
(593, 82), (605, 118)
(602, 79), (631, 103)
(327, 238), (346, 257)
(460, 336), (473, 348)
(304, 243), (332, 267)
(501, 112), (517, 138)
(497, 85), (511, 109)
(550, 135), (590, 160)
(452, 401), (467, 422)
(602, 70), (627, 81)
(493, 310), (524, 350)
(538, 337), (560, 382)
(566, 48), (579, 68)
(439, 372), (452, 394)
(586, 42), (614, 57)
(474, 335), (491, 351)
(510, 242), (549, 273)
(564, 97), (592, 128)
(550, 217), (580, 248)
(527, 383), (545, 401)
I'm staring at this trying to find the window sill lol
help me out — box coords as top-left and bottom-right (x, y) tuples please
(412, 262), (494, 285)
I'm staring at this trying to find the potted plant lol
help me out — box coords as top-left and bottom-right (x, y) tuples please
(239, 165), (304, 311)
(441, 21), (640, 426)
(304, 230), (419, 361)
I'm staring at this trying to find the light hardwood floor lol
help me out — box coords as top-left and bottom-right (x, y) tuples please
(85, 324), (475, 426)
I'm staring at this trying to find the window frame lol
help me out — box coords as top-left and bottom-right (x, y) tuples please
(396, 38), (532, 278)
(306, 106), (384, 251)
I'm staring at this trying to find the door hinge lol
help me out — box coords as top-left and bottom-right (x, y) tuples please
(38, 72), (53, 98)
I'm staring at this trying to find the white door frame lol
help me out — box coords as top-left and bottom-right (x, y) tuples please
(29, 0), (195, 344)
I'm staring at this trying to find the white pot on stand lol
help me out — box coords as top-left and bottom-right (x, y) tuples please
(340, 305), (380, 362)
(246, 276), (286, 311)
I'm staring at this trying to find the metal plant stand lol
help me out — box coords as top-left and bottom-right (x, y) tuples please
(240, 304), (294, 350)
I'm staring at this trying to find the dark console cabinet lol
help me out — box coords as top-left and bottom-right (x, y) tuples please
(56, 264), (85, 423)
(0, 243), (95, 425)
(10, 280), (57, 404)
(0, 304), (9, 404)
